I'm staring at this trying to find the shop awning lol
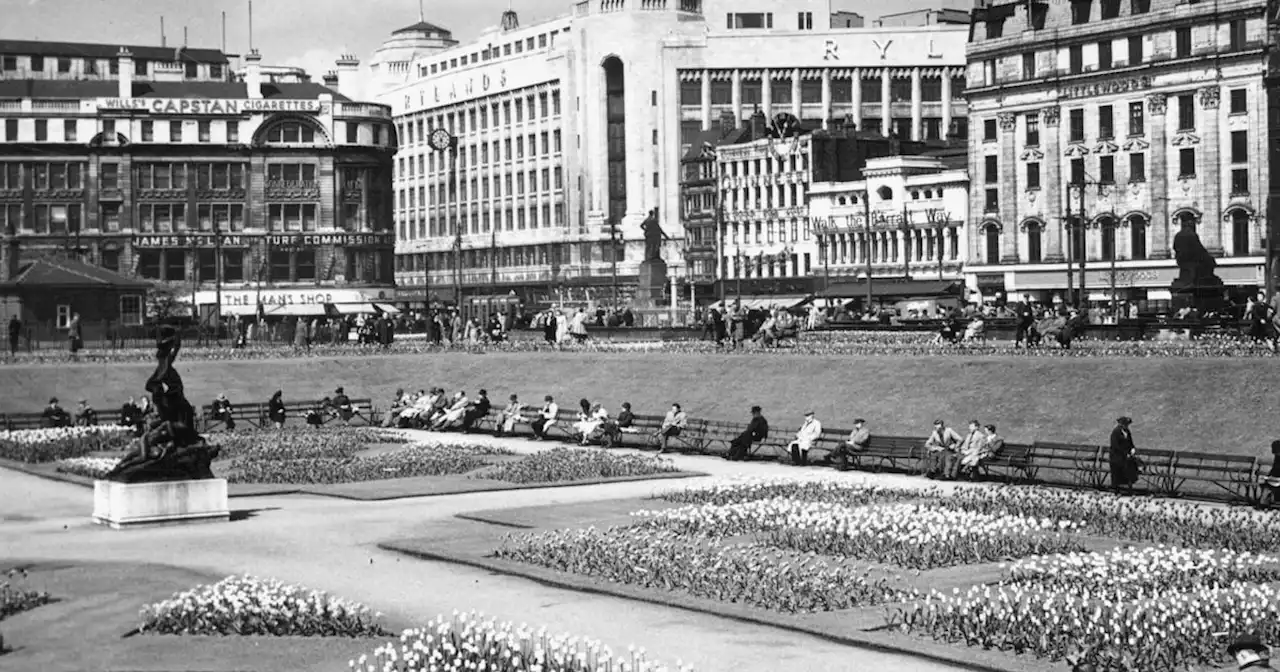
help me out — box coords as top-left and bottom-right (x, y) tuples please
(818, 280), (962, 300)
(333, 303), (376, 315)
(374, 303), (400, 314)
(265, 303), (328, 317)
(713, 294), (811, 310)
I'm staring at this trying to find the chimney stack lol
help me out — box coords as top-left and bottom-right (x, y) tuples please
(749, 109), (768, 140)
(322, 71), (339, 88)
(244, 49), (263, 99)
(116, 47), (134, 99)
(717, 110), (735, 138)
(335, 53), (361, 99)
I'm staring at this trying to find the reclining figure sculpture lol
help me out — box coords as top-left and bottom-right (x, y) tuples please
(103, 327), (221, 483)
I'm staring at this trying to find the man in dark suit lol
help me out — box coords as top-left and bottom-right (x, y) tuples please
(725, 406), (768, 461)
(459, 389), (492, 433)
(1015, 295), (1035, 348)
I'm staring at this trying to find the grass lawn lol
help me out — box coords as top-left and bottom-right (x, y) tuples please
(8, 351), (1278, 452)
(0, 561), (395, 672)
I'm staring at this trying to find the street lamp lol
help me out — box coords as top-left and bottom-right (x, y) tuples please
(859, 189), (874, 309)
(428, 127), (460, 313)
(1063, 173), (1111, 308)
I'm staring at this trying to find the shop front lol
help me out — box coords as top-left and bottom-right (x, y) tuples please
(194, 288), (399, 319)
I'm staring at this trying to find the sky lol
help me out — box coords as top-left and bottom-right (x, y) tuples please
(5, 0), (970, 100)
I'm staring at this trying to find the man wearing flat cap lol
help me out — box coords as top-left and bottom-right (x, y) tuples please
(1229, 633), (1274, 670)
(788, 410), (822, 466)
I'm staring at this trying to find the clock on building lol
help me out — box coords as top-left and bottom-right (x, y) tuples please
(429, 128), (454, 151)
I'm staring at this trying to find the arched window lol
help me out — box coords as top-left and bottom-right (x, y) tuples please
(984, 224), (1001, 264)
(1026, 223), (1043, 263)
(837, 196), (847, 205)
(262, 121), (317, 144)
(1231, 210), (1251, 256)
(1099, 217), (1117, 261)
(1130, 216), (1148, 260)
(877, 185), (893, 200)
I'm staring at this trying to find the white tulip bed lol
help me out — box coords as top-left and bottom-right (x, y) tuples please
(493, 476), (1280, 671)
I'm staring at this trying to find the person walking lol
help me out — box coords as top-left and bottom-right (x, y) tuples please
(725, 406), (769, 461)
(1015, 295), (1035, 348)
(7, 314), (20, 360)
(1109, 416), (1140, 495)
(67, 312), (82, 358)
(268, 390), (286, 429)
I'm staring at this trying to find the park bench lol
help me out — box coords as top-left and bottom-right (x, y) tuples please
(1167, 451), (1269, 505)
(2, 409), (124, 431)
(1031, 441), (1109, 489)
(977, 442), (1036, 483)
(201, 397), (373, 430)
(201, 402), (268, 430)
(1136, 449), (1181, 496)
(696, 419), (756, 458)
(853, 435), (925, 473)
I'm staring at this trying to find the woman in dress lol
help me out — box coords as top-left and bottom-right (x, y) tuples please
(1109, 416), (1139, 494)
(268, 390), (286, 429)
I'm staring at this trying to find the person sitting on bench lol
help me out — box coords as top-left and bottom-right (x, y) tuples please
(616, 402), (636, 432)
(41, 398), (71, 428)
(329, 387), (354, 424)
(382, 388), (408, 428)
(923, 419), (963, 479)
(958, 421), (998, 479)
(1264, 440), (1280, 504)
(210, 393), (235, 430)
(305, 399), (327, 427)
(788, 411), (823, 466)
(833, 418), (870, 472)
(531, 395), (558, 440)
(432, 391), (470, 430)
(459, 389), (492, 433)
(268, 390), (286, 429)
(495, 394), (524, 437)
(121, 397), (141, 432)
(655, 403), (687, 455)
(74, 399), (98, 427)
(725, 406), (768, 461)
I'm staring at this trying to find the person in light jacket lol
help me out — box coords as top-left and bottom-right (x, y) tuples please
(788, 411), (823, 466)
(495, 394), (524, 437)
(655, 403), (688, 455)
(531, 395), (559, 440)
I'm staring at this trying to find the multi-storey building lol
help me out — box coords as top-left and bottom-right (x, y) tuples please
(371, 1), (971, 307)
(0, 40), (399, 321)
(963, 0), (1275, 310)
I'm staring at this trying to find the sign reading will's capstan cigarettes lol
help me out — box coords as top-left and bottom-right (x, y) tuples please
(96, 98), (324, 115)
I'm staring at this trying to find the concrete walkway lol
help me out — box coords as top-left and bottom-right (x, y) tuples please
(1, 437), (964, 672)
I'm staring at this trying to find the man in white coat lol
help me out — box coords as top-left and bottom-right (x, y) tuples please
(788, 411), (823, 466)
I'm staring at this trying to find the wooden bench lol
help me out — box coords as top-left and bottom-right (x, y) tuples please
(2, 409), (124, 430)
(1031, 441), (1109, 489)
(1168, 451), (1268, 504)
(200, 397), (373, 430)
(698, 419), (756, 458)
(201, 402), (268, 431)
(1136, 448), (1181, 496)
(853, 435), (925, 473)
(977, 442), (1036, 483)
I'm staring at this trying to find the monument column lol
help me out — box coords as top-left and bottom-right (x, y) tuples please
(1147, 93), (1170, 259)
(999, 112), (1019, 263)
(1042, 106), (1063, 261)
(1198, 85), (1224, 255)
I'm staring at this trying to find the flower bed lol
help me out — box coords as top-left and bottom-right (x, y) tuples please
(139, 575), (389, 637)
(1, 569), (51, 622)
(215, 427), (406, 461)
(227, 443), (508, 485)
(354, 611), (692, 672)
(55, 456), (122, 479)
(635, 499), (1082, 570)
(657, 477), (920, 507)
(890, 546), (1280, 670)
(495, 527), (901, 613)
(474, 447), (680, 485)
(0, 425), (134, 463)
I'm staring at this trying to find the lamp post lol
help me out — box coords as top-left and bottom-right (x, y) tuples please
(809, 216), (833, 299)
(861, 189), (874, 309)
(1065, 175), (1111, 309)
(213, 224), (223, 344)
(427, 128), (460, 313)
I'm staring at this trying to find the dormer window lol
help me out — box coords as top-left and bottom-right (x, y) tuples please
(1030, 4), (1048, 29)
(1100, 0), (1120, 18)
(1071, 0), (1092, 24)
(986, 19), (1005, 39)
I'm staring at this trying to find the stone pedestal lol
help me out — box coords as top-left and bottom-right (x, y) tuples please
(636, 259), (668, 307)
(93, 479), (230, 529)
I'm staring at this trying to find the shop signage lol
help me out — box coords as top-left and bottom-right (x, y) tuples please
(1060, 76), (1153, 101)
(97, 98), (323, 115)
(395, 58), (562, 114)
(194, 288), (394, 307)
(976, 273), (1005, 287)
(1014, 266), (1177, 290)
(132, 232), (393, 248)
(697, 29), (966, 69)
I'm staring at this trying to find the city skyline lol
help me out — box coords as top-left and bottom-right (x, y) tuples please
(3, 0), (971, 99)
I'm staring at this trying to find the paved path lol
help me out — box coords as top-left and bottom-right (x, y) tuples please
(1, 437), (963, 672)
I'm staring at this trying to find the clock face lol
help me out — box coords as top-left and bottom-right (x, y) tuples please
(429, 128), (453, 151)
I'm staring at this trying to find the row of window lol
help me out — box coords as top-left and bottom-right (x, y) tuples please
(396, 244), (577, 274)
(0, 201), (367, 234)
(134, 248), (392, 284)
(399, 202), (566, 240)
(399, 167), (565, 209)
(397, 129), (562, 178)
(977, 211), (1256, 265)
(0, 161), (304, 192)
(808, 228), (963, 266)
(0, 53), (223, 79)
(399, 88), (562, 145)
(979, 20), (1253, 86)
(417, 28), (563, 78)
(677, 119), (969, 157)
(722, 253), (812, 279)
(722, 183), (808, 213)
(0, 118), (388, 147)
(679, 75), (967, 107)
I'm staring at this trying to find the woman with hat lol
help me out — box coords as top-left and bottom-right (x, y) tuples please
(1109, 416), (1140, 494)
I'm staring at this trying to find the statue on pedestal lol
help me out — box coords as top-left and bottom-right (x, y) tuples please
(104, 326), (220, 484)
(640, 208), (668, 262)
(1169, 218), (1225, 313)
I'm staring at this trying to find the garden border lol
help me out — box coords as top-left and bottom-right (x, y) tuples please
(377, 535), (1049, 672)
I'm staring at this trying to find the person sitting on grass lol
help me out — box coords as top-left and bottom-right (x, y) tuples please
(210, 393), (235, 430)
(530, 395), (558, 440)
(329, 386), (354, 425)
(459, 389), (492, 433)
(923, 419), (962, 480)
(432, 391), (470, 430)
(655, 403), (687, 455)
(74, 399), (98, 427)
(959, 421), (999, 479)
(494, 394), (524, 437)
(41, 397), (70, 428)
(268, 390), (286, 429)
(833, 418), (870, 472)
(787, 410), (823, 466)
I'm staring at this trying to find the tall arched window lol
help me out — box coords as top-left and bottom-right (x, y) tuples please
(1026, 223), (1043, 263)
(984, 224), (1001, 264)
(1130, 216), (1147, 260)
(1099, 216), (1117, 261)
(1231, 210), (1251, 256)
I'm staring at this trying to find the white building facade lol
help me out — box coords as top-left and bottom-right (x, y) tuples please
(371, 1), (970, 305)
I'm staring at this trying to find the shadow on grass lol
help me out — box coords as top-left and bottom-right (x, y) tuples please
(228, 507), (281, 522)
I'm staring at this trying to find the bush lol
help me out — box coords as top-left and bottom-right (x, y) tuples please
(138, 575), (389, 637)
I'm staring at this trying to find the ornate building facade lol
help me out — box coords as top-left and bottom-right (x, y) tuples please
(963, 0), (1274, 308)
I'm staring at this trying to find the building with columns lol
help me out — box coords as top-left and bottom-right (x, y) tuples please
(371, 1), (970, 307)
(963, 0), (1275, 310)
(0, 40), (398, 324)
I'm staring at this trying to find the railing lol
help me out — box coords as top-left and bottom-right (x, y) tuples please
(334, 102), (392, 119)
(265, 180), (319, 190)
(574, 0), (700, 14)
(0, 99), (23, 112)
(30, 100), (81, 113)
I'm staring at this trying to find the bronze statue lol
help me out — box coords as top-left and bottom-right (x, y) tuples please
(1170, 219), (1223, 294)
(640, 208), (668, 262)
(104, 326), (220, 483)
